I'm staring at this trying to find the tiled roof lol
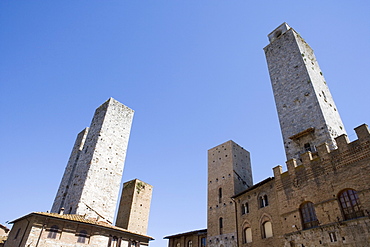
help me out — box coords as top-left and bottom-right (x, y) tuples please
(10, 212), (153, 240)
(0, 224), (9, 232)
(232, 177), (274, 198)
(164, 229), (207, 239)
(0, 236), (7, 244)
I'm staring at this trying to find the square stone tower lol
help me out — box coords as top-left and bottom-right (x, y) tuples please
(264, 23), (347, 162)
(115, 179), (153, 235)
(51, 98), (134, 224)
(207, 140), (252, 247)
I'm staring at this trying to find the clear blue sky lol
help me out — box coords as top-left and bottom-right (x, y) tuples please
(1, 1), (369, 247)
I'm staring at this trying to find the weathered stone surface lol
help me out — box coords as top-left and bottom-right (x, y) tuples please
(207, 140), (253, 247)
(51, 98), (134, 224)
(264, 22), (347, 162)
(116, 179), (153, 235)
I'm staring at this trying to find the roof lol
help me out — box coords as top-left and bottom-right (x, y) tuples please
(0, 224), (9, 232)
(0, 236), (7, 244)
(164, 229), (207, 239)
(10, 212), (154, 240)
(232, 177), (274, 198)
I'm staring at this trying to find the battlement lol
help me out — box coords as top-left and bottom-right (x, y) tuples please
(273, 124), (370, 178)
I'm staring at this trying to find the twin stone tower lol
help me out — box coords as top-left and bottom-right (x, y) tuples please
(51, 98), (152, 236)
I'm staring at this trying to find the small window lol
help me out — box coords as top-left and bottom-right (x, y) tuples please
(77, 230), (88, 243)
(329, 232), (337, 242)
(241, 203), (249, 215)
(47, 225), (59, 239)
(338, 189), (364, 220)
(218, 188), (222, 203)
(201, 237), (206, 247)
(262, 221), (273, 239)
(304, 143), (312, 152)
(300, 202), (318, 229)
(131, 241), (139, 247)
(219, 217), (223, 235)
(243, 227), (252, 243)
(259, 195), (269, 208)
(187, 240), (192, 247)
(108, 236), (121, 247)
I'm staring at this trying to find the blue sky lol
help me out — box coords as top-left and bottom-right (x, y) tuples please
(1, 1), (369, 247)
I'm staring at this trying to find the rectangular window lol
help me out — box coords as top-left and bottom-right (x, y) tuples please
(201, 237), (206, 247)
(329, 232), (337, 242)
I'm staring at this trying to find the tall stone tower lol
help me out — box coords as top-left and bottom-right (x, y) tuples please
(207, 140), (253, 247)
(51, 98), (134, 224)
(264, 23), (347, 162)
(116, 179), (153, 235)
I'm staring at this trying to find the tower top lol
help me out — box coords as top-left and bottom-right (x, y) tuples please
(267, 22), (291, 43)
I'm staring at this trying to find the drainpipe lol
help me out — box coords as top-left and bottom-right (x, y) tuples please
(35, 223), (46, 247)
(231, 198), (240, 247)
(18, 218), (30, 247)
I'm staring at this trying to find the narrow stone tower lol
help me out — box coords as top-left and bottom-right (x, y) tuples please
(51, 98), (134, 224)
(207, 140), (252, 247)
(115, 179), (153, 235)
(264, 23), (347, 162)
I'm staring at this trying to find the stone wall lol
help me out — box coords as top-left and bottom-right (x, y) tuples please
(51, 98), (134, 223)
(264, 23), (347, 162)
(207, 140), (252, 247)
(116, 179), (153, 235)
(233, 124), (370, 246)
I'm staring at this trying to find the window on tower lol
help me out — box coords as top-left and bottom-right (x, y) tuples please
(218, 188), (222, 203)
(219, 217), (223, 235)
(304, 143), (312, 152)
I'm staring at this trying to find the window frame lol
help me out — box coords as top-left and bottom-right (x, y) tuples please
(77, 229), (88, 243)
(299, 201), (319, 229)
(47, 225), (59, 239)
(338, 189), (364, 220)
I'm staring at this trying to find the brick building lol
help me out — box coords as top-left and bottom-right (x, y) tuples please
(165, 23), (370, 247)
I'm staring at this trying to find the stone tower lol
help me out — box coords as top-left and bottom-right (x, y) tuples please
(207, 140), (253, 247)
(264, 23), (347, 162)
(51, 98), (134, 224)
(115, 179), (153, 235)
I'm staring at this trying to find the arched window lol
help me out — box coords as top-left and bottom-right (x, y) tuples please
(259, 195), (268, 208)
(241, 203), (249, 215)
(108, 236), (121, 247)
(47, 225), (59, 239)
(243, 227), (252, 243)
(77, 230), (88, 243)
(299, 201), (318, 229)
(262, 221), (273, 239)
(338, 189), (364, 220)
(176, 243), (180, 247)
(187, 240), (192, 247)
(111, 236), (118, 247)
(219, 217), (223, 235)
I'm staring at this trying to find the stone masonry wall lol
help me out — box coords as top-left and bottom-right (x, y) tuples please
(51, 98), (134, 224)
(264, 23), (347, 162)
(116, 179), (153, 235)
(51, 127), (89, 214)
(207, 140), (252, 247)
